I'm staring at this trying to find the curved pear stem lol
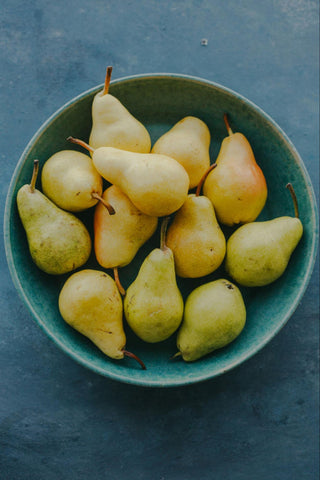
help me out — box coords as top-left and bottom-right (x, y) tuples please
(122, 350), (146, 370)
(67, 136), (95, 154)
(113, 267), (126, 296)
(224, 113), (233, 136)
(102, 66), (113, 96)
(286, 183), (299, 218)
(171, 351), (182, 360)
(195, 163), (217, 197)
(160, 216), (170, 251)
(91, 192), (115, 215)
(30, 159), (39, 193)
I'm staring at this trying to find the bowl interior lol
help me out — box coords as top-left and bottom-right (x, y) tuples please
(4, 74), (319, 387)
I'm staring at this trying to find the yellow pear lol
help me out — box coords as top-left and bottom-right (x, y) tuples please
(151, 116), (211, 188)
(89, 66), (151, 153)
(59, 269), (146, 368)
(166, 164), (226, 277)
(203, 114), (267, 226)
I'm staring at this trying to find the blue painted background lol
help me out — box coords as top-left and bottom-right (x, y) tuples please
(0, 1), (319, 478)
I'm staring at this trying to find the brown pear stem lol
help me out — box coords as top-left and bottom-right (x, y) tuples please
(160, 216), (170, 251)
(67, 136), (95, 154)
(30, 159), (39, 193)
(113, 267), (126, 296)
(224, 113), (233, 136)
(102, 66), (113, 96)
(171, 351), (182, 360)
(195, 163), (217, 196)
(286, 183), (299, 218)
(122, 350), (147, 370)
(92, 192), (115, 215)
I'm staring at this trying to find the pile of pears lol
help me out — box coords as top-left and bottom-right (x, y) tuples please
(17, 66), (303, 369)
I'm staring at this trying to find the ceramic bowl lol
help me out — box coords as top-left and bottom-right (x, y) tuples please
(4, 74), (319, 387)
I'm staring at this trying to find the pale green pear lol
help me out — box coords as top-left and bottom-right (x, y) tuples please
(225, 183), (303, 287)
(94, 185), (158, 268)
(166, 165), (226, 277)
(151, 116), (211, 188)
(89, 66), (151, 153)
(17, 160), (91, 275)
(41, 150), (103, 212)
(176, 279), (246, 362)
(59, 269), (145, 368)
(124, 220), (184, 343)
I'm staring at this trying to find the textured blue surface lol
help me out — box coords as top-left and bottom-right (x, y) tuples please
(1, 1), (319, 478)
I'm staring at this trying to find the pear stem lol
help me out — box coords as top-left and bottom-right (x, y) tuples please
(171, 351), (182, 360)
(286, 183), (299, 218)
(122, 350), (147, 370)
(91, 192), (115, 215)
(160, 216), (170, 251)
(102, 66), (113, 96)
(113, 267), (126, 296)
(195, 163), (217, 197)
(224, 113), (233, 136)
(67, 136), (95, 154)
(30, 159), (39, 193)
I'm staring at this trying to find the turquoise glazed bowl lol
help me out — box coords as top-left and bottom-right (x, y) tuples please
(4, 74), (319, 387)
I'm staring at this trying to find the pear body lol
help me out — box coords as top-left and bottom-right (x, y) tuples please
(166, 194), (226, 277)
(89, 91), (151, 153)
(225, 216), (303, 287)
(151, 116), (211, 188)
(92, 147), (189, 217)
(94, 185), (158, 268)
(203, 132), (267, 226)
(41, 150), (103, 212)
(17, 185), (91, 275)
(177, 279), (246, 362)
(59, 269), (126, 359)
(124, 247), (184, 343)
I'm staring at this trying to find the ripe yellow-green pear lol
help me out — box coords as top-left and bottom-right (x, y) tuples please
(68, 137), (189, 217)
(203, 114), (267, 226)
(59, 269), (146, 368)
(94, 185), (158, 269)
(225, 183), (303, 287)
(89, 66), (151, 153)
(176, 279), (246, 362)
(17, 160), (91, 275)
(166, 164), (226, 278)
(151, 116), (211, 188)
(124, 218), (184, 343)
(41, 150), (104, 212)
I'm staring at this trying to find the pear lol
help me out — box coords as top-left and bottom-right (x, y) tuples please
(176, 279), (246, 362)
(89, 66), (151, 153)
(124, 218), (184, 343)
(203, 114), (267, 226)
(225, 183), (303, 287)
(17, 160), (91, 275)
(59, 269), (146, 368)
(68, 137), (189, 217)
(166, 164), (226, 278)
(151, 116), (211, 188)
(41, 150), (108, 212)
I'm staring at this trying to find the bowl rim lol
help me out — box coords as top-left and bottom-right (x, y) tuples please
(4, 72), (319, 387)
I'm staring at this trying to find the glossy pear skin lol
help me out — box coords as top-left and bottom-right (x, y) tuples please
(89, 91), (151, 153)
(17, 185), (91, 275)
(124, 247), (184, 343)
(94, 185), (158, 268)
(151, 116), (211, 188)
(225, 216), (303, 287)
(203, 133), (267, 226)
(166, 194), (226, 278)
(92, 147), (189, 217)
(59, 270), (126, 359)
(177, 279), (246, 362)
(41, 150), (103, 212)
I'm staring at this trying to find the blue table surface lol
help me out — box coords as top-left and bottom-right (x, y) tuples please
(0, 1), (319, 479)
